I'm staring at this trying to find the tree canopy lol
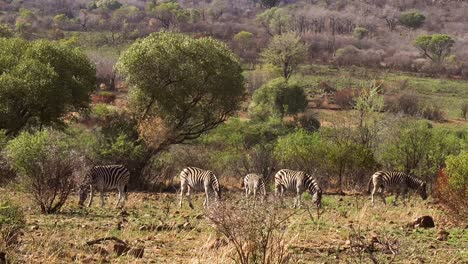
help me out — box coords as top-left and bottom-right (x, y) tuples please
(414, 34), (455, 63)
(399, 10), (425, 29)
(0, 38), (96, 136)
(116, 32), (244, 150)
(249, 78), (308, 120)
(260, 32), (308, 79)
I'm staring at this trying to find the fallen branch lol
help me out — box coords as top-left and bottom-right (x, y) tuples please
(85, 236), (127, 246)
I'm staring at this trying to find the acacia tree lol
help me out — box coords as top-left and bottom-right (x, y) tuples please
(249, 78), (307, 120)
(260, 32), (308, 80)
(0, 38), (96, 136)
(414, 34), (455, 64)
(117, 32), (244, 151)
(399, 10), (425, 29)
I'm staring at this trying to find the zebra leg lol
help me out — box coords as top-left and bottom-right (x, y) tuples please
(187, 187), (194, 209)
(245, 186), (249, 197)
(179, 183), (185, 208)
(379, 188), (386, 205)
(393, 192), (399, 206)
(100, 190), (105, 207)
(203, 186), (210, 208)
(115, 186), (123, 208)
(370, 186), (376, 205)
(87, 185), (94, 207)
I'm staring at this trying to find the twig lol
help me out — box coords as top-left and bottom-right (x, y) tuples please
(85, 236), (127, 246)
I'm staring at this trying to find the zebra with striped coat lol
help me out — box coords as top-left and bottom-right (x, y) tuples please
(242, 173), (267, 200)
(179, 167), (221, 209)
(274, 169), (322, 208)
(78, 165), (130, 208)
(368, 171), (427, 205)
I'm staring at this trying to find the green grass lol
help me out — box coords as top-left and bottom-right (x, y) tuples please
(289, 64), (468, 119)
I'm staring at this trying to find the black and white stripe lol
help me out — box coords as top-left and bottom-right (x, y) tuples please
(78, 165), (130, 208)
(242, 173), (267, 199)
(179, 167), (221, 209)
(367, 171), (427, 205)
(274, 169), (322, 208)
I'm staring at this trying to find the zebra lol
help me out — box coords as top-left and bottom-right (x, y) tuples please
(179, 167), (221, 209)
(241, 173), (267, 200)
(274, 169), (322, 208)
(367, 171), (427, 205)
(78, 165), (130, 208)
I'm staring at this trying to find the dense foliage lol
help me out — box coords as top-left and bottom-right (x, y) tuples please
(0, 38), (96, 136)
(117, 32), (244, 150)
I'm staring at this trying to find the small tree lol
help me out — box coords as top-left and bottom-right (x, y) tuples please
(414, 34), (455, 64)
(256, 7), (291, 36)
(6, 130), (85, 214)
(117, 32), (244, 152)
(149, 2), (188, 29)
(353, 27), (368, 40)
(260, 0), (281, 9)
(233, 31), (254, 49)
(260, 33), (308, 80)
(399, 10), (425, 29)
(249, 78), (308, 120)
(0, 24), (14, 38)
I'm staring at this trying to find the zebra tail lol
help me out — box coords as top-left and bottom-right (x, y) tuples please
(367, 177), (373, 194)
(124, 185), (128, 193)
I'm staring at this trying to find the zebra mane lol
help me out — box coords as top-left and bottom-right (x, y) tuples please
(407, 174), (425, 189)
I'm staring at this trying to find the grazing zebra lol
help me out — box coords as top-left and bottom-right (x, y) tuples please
(78, 165), (130, 208)
(179, 167), (221, 209)
(242, 173), (267, 199)
(367, 171), (427, 205)
(274, 169), (322, 208)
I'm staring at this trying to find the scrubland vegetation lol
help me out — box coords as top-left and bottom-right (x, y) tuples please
(0, 0), (467, 263)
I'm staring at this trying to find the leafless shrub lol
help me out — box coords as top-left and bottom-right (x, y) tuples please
(334, 88), (359, 109)
(420, 103), (446, 122)
(205, 201), (297, 264)
(384, 92), (420, 116)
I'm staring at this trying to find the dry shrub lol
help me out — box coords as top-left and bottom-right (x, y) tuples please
(5, 130), (86, 214)
(434, 169), (468, 219)
(91, 91), (116, 104)
(384, 92), (420, 116)
(138, 116), (170, 150)
(334, 88), (359, 109)
(420, 103), (446, 122)
(0, 200), (25, 247)
(204, 201), (297, 264)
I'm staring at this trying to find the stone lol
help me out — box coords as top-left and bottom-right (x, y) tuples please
(30, 224), (39, 231)
(412, 216), (435, 229)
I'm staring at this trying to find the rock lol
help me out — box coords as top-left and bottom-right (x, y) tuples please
(183, 222), (191, 229)
(345, 240), (351, 245)
(437, 229), (449, 241)
(30, 224), (39, 231)
(113, 243), (130, 256)
(412, 216), (435, 229)
(128, 247), (144, 258)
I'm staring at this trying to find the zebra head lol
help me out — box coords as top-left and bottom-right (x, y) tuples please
(313, 188), (322, 208)
(419, 182), (428, 200)
(78, 184), (89, 207)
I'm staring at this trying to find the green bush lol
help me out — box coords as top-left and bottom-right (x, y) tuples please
(0, 200), (25, 246)
(399, 10), (425, 29)
(249, 78), (308, 120)
(445, 151), (468, 193)
(5, 130), (85, 214)
(91, 103), (117, 119)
